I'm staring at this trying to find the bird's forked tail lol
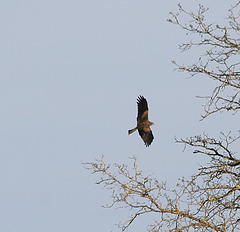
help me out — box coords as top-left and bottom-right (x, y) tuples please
(128, 127), (137, 135)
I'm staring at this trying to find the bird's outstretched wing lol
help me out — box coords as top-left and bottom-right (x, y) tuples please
(138, 127), (154, 147)
(137, 95), (149, 122)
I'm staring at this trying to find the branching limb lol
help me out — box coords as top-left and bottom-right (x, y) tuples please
(168, 3), (240, 119)
(83, 154), (239, 231)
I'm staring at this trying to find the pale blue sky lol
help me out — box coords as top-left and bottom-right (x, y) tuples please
(1, 1), (238, 231)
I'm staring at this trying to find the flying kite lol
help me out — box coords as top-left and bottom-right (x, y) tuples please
(128, 95), (154, 146)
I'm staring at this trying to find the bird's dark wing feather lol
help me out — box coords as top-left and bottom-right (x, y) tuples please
(137, 95), (148, 122)
(138, 128), (154, 147)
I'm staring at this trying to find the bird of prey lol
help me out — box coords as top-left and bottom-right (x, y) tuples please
(128, 95), (154, 146)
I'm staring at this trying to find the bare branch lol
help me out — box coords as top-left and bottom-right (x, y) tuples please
(83, 153), (240, 231)
(168, 3), (240, 119)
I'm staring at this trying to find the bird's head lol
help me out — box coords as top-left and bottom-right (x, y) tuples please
(150, 122), (155, 126)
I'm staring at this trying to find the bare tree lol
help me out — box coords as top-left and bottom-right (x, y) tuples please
(84, 3), (240, 231)
(84, 137), (240, 231)
(168, 3), (240, 120)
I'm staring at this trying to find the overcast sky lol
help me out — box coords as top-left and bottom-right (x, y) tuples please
(1, 1), (238, 232)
